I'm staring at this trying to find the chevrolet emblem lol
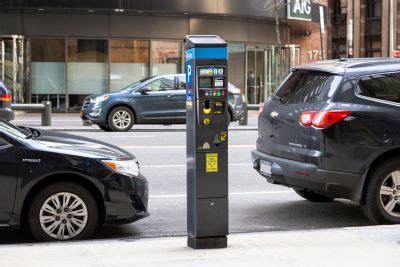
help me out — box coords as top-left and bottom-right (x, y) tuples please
(270, 111), (279, 118)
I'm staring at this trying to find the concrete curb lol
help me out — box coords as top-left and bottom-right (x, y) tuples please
(0, 225), (399, 266)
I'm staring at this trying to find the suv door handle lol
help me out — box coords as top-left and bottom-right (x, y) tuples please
(167, 94), (175, 98)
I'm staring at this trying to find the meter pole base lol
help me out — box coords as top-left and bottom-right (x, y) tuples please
(187, 236), (227, 249)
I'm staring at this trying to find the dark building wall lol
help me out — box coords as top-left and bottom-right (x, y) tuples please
(0, 12), (289, 44)
(0, 0), (284, 19)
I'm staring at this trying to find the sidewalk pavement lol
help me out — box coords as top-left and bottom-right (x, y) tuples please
(12, 111), (259, 131)
(1, 225), (399, 267)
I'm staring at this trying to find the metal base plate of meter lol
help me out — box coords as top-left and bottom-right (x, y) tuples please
(188, 236), (227, 249)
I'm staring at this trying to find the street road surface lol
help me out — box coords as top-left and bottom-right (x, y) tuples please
(0, 129), (372, 244)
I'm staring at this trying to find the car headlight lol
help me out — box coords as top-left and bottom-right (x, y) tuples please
(94, 95), (109, 103)
(102, 159), (140, 176)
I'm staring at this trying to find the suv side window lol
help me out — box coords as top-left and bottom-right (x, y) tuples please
(145, 77), (174, 92)
(357, 73), (400, 103)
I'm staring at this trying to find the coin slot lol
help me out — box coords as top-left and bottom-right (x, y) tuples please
(205, 100), (210, 109)
(203, 100), (211, 114)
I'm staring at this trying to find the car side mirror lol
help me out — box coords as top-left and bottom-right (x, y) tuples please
(139, 87), (151, 94)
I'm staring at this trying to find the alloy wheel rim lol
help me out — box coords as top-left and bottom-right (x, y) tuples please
(380, 170), (400, 217)
(113, 110), (131, 129)
(39, 192), (88, 240)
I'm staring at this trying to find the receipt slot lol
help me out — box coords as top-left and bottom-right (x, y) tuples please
(185, 35), (228, 249)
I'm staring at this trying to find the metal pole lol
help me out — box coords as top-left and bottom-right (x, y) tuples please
(239, 102), (248, 125)
(42, 101), (52, 126)
(319, 6), (325, 60)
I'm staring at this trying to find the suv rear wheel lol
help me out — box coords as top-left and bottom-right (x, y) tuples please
(28, 182), (98, 241)
(361, 158), (400, 224)
(108, 106), (134, 132)
(294, 189), (334, 202)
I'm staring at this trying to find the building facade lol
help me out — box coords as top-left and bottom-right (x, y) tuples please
(330, 0), (400, 59)
(0, 0), (328, 112)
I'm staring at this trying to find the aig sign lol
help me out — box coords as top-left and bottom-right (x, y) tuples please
(287, 0), (312, 21)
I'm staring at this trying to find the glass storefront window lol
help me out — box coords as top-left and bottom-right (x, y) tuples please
(151, 41), (181, 75)
(110, 40), (150, 91)
(67, 39), (108, 111)
(30, 38), (66, 110)
(228, 43), (245, 93)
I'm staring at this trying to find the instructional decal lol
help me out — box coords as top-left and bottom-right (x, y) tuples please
(186, 92), (193, 110)
(220, 132), (227, 141)
(206, 153), (218, 173)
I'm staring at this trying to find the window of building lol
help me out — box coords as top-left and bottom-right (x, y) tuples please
(357, 73), (400, 103)
(110, 40), (150, 91)
(151, 41), (182, 75)
(332, 0), (347, 59)
(334, 0), (347, 20)
(30, 38), (66, 110)
(365, 0), (382, 57)
(67, 39), (108, 111)
(366, 0), (382, 18)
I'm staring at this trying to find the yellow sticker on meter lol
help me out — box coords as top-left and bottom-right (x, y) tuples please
(206, 153), (218, 173)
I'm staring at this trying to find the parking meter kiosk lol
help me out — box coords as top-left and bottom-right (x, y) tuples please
(185, 35), (228, 249)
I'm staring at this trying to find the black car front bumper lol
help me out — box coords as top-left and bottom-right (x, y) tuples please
(102, 173), (149, 225)
(80, 109), (107, 126)
(251, 149), (365, 202)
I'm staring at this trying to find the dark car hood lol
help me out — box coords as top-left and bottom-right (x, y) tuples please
(29, 129), (133, 160)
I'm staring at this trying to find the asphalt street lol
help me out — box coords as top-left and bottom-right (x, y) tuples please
(0, 122), (373, 244)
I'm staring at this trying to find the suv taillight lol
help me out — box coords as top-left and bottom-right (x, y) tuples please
(299, 110), (351, 129)
(258, 102), (265, 116)
(0, 93), (11, 101)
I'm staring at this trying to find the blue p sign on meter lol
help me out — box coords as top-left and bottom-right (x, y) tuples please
(186, 61), (192, 86)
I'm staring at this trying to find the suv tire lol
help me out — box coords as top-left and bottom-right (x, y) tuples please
(294, 189), (334, 202)
(98, 125), (111, 132)
(361, 158), (400, 224)
(227, 112), (232, 126)
(28, 182), (99, 241)
(107, 106), (134, 132)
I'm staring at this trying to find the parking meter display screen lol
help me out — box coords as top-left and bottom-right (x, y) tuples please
(199, 77), (213, 88)
(199, 67), (224, 76)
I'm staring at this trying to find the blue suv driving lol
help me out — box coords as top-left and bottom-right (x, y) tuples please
(81, 74), (246, 131)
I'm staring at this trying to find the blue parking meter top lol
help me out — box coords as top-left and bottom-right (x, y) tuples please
(185, 35), (228, 61)
(185, 35), (226, 49)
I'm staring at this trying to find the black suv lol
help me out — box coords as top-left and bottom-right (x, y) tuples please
(252, 58), (400, 224)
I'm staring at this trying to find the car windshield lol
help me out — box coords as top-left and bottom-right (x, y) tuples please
(120, 76), (156, 92)
(0, 120), (31, 139)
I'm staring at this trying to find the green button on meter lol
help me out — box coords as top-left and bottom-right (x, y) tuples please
(217, 92), (221, 97)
